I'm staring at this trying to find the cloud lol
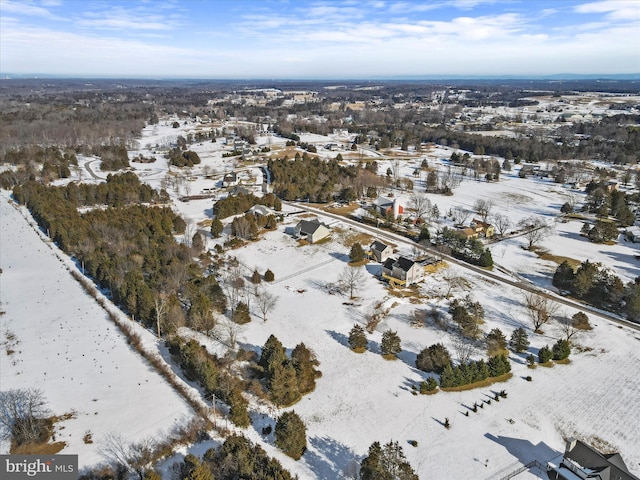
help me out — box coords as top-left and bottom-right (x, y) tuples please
(574, 0), (640, 21)
(75, 4), (185, 31)
(0, 0), (65, 20)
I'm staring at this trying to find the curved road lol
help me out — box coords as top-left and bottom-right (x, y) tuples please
(284, 201), (640, 332)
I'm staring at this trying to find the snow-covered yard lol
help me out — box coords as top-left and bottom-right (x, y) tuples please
(2, 120), (640, 479)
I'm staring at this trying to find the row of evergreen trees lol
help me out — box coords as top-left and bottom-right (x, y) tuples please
(435, 227), (493, 267)
(258, 335), (321, 407)
(439, 354), (511, 388)
(166, 336), (251, 427)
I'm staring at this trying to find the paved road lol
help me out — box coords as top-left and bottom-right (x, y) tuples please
(284, 201), (640, 332)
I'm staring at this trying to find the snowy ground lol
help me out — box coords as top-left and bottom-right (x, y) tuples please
(2, 119), (640, 478)
(0, 196), (194, 470)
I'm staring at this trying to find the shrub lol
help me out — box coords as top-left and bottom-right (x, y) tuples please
(572, 311), (591, 330)
(348, 324), (368, 352)
(538, 345), (552, 363)
(415, 343), (451, 374)
(381, 330), (402, 358)
(264, 269), (275, 282)
(552, 339), (571, 361)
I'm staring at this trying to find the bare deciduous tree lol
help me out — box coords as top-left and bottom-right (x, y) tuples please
(101, 434), (156, 480)
(340, 265), (365, 299)
(452, 337), (474, 364)
(474, 199), (493, 223)
(491, 213), (512, 237)
(518, 216), (553, 250)
(409, 193), (431, 220)
(558, 311), (580, 342)
(524, 292), (559, 332)
(256, 289), (278, 322)
(451, 206), (470, 226)
(441, 271), (467, 298)
(0, 389), (50, 446)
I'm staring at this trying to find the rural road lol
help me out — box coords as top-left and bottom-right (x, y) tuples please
(285, 201), (640, 332)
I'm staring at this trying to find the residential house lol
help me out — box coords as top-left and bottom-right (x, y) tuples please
(369, 240), (392, 263)
(626, 226), (640, 243)
(547, 438), (639, 480)
(222, 172), (238, 187)
(381, 256), (422, 287)
(294, 218), (331, 244)
(457, 227), (479, 239)
(470, 218), (495, 238)
(373, 196), (403, 218)
(248, 205), (276, 218)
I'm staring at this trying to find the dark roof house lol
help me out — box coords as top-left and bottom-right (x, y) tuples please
(381, 256), (422, 287)
(369, 240), (392, 263)
(547, 438), (639, 480)
(294, 218), (331, 244)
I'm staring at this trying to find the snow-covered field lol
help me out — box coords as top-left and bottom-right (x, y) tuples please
(2, 119), (640, 478)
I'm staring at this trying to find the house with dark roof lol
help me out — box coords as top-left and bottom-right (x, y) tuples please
(381, 256), (422, 287)
(222, 172), (238, 187)
(547, 438), (639, 480)
(294, 218), (331, 244)
(369, 240), (392, 263)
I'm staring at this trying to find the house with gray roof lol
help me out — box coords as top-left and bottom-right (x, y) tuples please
(369, 240), (392, 263)
(547, 438), (639, 480)
(294, 218), (331, 244)
(381, 256), (422, 287)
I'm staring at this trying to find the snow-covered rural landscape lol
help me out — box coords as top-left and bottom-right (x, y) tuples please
(2, 78), (640, 480)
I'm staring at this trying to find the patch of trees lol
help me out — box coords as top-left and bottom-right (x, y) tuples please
(166, 148), (201, 167)
(553, 259), (640, 322)
(13, 174), (225, 330)
(257, 335), (321, 407)
(94, 144), (130, 171)
(360, 440), (419, 480)
(435, 228), (493, 267)
(173, 434), (294, 480)
(583, 182), (634, 225)
(439, 354), (511, 388)
(213, 192), (281, 219)
(0, 145), (75, 188)
(267, 155), (357, 202)
(166, 336), (251, 427)
(582, 220), (620, 243)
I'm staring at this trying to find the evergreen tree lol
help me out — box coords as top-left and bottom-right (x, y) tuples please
(251, 269), (262, 284)
(485, 328), (508, 356)
(509, 327), (530, 353)
(210, 218), (223, 238)
(415, 343), (451, 374)
(268, 362), (301, 406)
(291, 343), (319, 394)
(381, 330), (402, 358)
(488, 354), (511, 377)
(264, 269), (275, 282)
(348, 324), (368, 352)
(538, 345), (552, 363)
(552, 339), (571, 360)
(232, 301), (251, 324)
(259, 335), (287, 374)
(228, 388), (251, 427)
(349, 242), (366, 262)
(275, 411), (307, 460)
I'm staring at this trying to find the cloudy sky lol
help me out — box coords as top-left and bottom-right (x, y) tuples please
(1, 0), (638, 78)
